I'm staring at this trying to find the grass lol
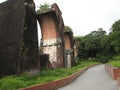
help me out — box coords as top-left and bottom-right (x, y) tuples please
(108, 60), (120, 68)
(108, 55), (120, 68)
(0, 60), (100, 90)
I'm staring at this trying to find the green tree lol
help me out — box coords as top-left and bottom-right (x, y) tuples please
(111, 20), (120, 32)
(83, 28), (106, 58)
(75, 28), (107, 61)
(75, 36), (86, 59)
(76, 20), (120, 62)
(109, 20), (120, 55)
(100, 35), (111, 55)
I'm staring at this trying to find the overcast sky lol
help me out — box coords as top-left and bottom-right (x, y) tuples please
(34, 0), (120, 36)
(1, 0), (120, 37)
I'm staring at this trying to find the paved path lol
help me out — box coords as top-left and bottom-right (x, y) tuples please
(57, 64), (118, 90)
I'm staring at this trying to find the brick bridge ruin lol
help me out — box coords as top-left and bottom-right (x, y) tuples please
(64, 30), (75, 68)
(0, 0), (39, 76)
(73, 39), (78, 58)
(0, 0), (78, 76)
(37, 3), (65, 68)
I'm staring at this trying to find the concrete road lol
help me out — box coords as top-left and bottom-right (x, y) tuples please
(57, 64), (118, 90)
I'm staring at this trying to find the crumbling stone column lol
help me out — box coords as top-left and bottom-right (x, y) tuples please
(0, 0), (39, 76)
(37, 3), (65, 68)
(64, 31), (74, 68)
(73, 39), (78, 58)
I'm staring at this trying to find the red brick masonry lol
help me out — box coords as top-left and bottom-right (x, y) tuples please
(20, 64), (100, 90)
(105, 64), (120, 80)
(105, 64), (120, 89)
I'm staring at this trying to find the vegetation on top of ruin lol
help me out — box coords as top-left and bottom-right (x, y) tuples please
(37, 2), (52, 13)
(64, 26), (73, 32)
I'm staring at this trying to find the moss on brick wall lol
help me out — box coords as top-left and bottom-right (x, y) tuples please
(0, 0), (39, 77)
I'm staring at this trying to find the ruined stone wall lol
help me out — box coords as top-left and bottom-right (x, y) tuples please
(0, 0), (39, 76)
(37, 7), (65, 68)
(64, 31), (74, 68)
(64, 31), (74, 50)
(51, 3), (64, 33)
(40, 13), (59, 39)
(38, 12), (60, 68)
(64, 34), (71, 50)
(51, 3), (65, 68)
(20, 0), (39, 73)
(73, 39), (78, 58)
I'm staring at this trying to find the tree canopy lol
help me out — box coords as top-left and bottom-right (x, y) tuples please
(109, 20), (120, 55)
(76, 20), (120, 63)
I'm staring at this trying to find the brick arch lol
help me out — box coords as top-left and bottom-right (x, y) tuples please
(37, 3), (65, 68)
(38, 12), (59, 40)
(64, 33), (71, 50)
(64, 31), (75, 68)
(64, 31), (73, 50)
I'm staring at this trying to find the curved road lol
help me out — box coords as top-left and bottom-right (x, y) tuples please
(57, 64), (118, 90)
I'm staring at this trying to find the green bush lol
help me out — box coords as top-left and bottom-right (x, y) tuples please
(108, 60), (120, 68)
(95, 54), (111, 63)
(112, 55), (120, 61)
(108, 55), (120, 68)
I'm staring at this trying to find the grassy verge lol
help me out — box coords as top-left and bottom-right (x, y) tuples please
(0, 60), (100, 90)
(108, 55), (120, 68)
(108, 61), (120, 68)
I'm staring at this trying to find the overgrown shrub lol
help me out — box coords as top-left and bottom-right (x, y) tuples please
(95, 54), (111, 63)
(108, 55), (120, 68)
(108, 60), (120, 68)
(112, 55), (120, 61)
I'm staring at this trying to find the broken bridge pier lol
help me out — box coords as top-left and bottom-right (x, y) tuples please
(0, 0), (39, 76)
(37, 3), (65, 69)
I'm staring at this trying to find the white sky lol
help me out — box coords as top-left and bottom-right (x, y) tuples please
(34, 0), (120, 36)
(1, 0), (120, 37)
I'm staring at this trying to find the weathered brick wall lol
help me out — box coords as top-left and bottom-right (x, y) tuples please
(0, 0), (39, 76)
(64, 31), (74, 50)
(64, 31), (74, 68)
(39, 13), (59, 39)
(38, 12), (59, 68)
(0, 0), (25, 76)
(64, 33), (71, 50)
(37, 4), (65, 68)
(20, 0), (39, 73)
(73, 39), (78, 58)
(52, 4), (65, 68)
